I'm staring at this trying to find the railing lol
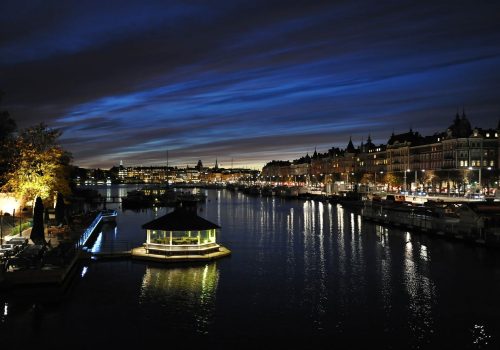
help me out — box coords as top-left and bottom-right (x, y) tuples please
(76, 210), (117, 250)
(76, 213), (102, 250)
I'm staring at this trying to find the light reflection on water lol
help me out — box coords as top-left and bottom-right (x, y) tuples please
(139, 264), (219, 335)
(0, 186), (499, 348)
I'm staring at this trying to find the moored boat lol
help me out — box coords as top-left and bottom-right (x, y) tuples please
(362, 199), (500, 246)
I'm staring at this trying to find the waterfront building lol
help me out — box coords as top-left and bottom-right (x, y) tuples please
(364, 136), (387, 175)
(118, 160), (127, 180)
(142, 201), (221, 255)
(261, 113), (500, 194)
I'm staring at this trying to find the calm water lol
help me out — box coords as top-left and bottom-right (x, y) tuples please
(1, 185), (500, 348)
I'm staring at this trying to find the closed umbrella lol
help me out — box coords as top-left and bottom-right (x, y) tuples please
(30, 197), (45, 245)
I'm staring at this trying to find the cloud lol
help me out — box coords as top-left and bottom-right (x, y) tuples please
(1, 0), (500, 168)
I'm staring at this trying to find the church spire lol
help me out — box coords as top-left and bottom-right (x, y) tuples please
(346, 136), (355, 153)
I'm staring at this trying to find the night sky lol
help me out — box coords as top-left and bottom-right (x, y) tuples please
(1, 1), (500, 169)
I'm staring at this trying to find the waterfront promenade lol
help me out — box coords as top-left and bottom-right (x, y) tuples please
(0, 210), (116, 289)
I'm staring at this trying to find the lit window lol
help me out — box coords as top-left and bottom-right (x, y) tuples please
(491, 160), (495, 166)
(486, 133), (490, 137)
(465, 161), (468, 167)
(374, 155), (377, 159)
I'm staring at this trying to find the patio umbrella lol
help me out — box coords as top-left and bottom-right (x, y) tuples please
(55, 192), (66, 225)
(30, 197), (45, 245)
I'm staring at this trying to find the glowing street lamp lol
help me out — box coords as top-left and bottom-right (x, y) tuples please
(403, 169), (410, 192)
(468, 166), (482, 189)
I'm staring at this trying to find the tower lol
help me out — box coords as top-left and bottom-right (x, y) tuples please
(346, 136), (355, 153)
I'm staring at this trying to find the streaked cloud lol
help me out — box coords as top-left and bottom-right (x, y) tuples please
(1, 0), (500, 168)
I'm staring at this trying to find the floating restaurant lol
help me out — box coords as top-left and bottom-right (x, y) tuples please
(131, 201), (231, 262)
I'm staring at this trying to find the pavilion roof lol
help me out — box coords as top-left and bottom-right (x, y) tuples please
(142, 207), (220, 231)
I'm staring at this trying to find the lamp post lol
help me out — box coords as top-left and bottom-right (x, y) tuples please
(373, 171), (383, 192)
(468, 166), (482, 192)
(402, 169), (410, 193)
(486, 166), (492, 194)
(403, 169), (407, 192)
(479, 167), (482, 190)
(421, 169), (426, 193)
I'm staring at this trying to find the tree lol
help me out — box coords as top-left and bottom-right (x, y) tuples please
(383, 173), (398, 190)
(30, 197), (45, 244)
(0, 90), (17, 185)
(2, 123), (72, 206)
(360, 173), (373, 185)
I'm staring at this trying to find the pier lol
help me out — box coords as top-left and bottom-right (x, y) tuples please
(77, 209), (118, 249)
(0, 209), (117, 289)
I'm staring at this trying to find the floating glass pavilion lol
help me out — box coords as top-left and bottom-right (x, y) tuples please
(141, 201), (221, 255)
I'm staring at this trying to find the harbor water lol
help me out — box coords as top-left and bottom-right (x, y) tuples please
(0, 185), (499, 348)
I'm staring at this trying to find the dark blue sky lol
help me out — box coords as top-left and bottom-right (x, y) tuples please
(1, 0), (500, 169)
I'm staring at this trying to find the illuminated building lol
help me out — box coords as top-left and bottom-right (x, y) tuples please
(262, 113), (499, 193)
(142, 201), (221, 255)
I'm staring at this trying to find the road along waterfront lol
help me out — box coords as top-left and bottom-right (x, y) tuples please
(0, 185), (499, 348)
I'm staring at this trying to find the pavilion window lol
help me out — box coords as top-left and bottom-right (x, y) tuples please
(150, 230), (157, 242)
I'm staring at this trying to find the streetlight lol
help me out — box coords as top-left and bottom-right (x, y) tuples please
(374, 171), (384, 192)
(486, 167), (492, 194)
(468, 166), (482, 191)
(420, 169), (426, 193)
(402, 169), (410, 193)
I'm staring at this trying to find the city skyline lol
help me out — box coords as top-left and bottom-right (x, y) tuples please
(2, 1), (500, 169)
